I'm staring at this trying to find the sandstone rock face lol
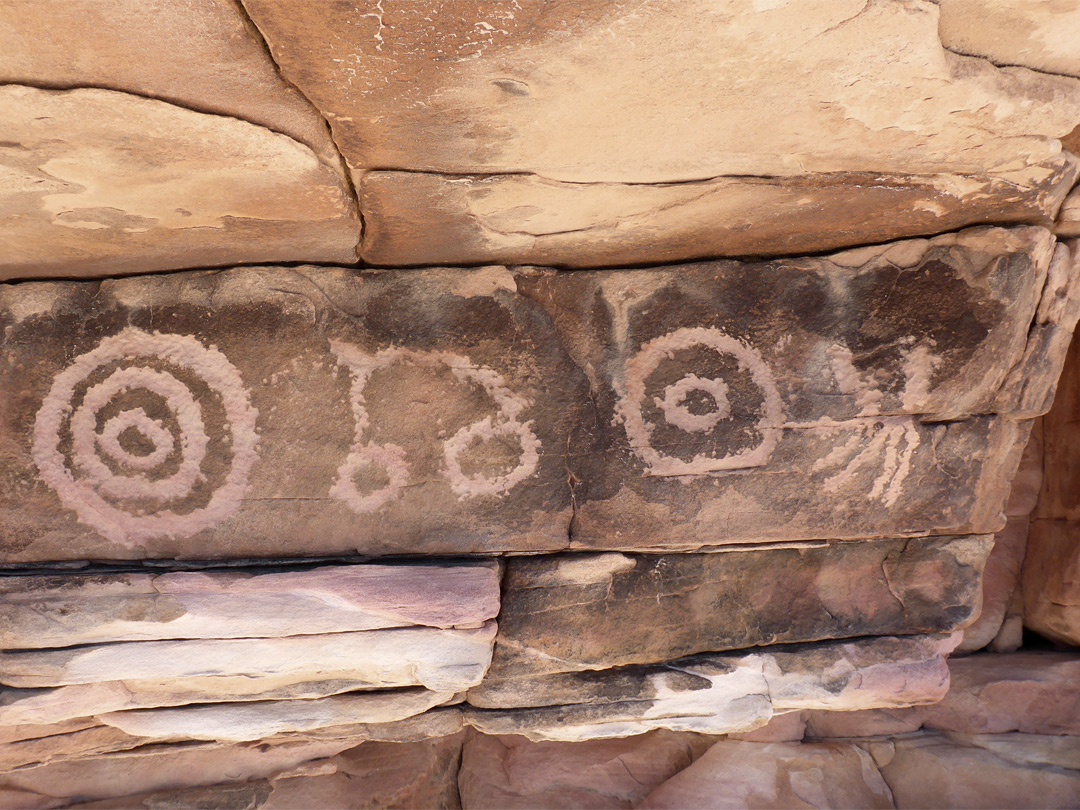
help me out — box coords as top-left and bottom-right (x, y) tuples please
(937, 0), (1080, 78)
(959, 420), (1043, 652)
(484, 541), (985, 685)
(0, 86), (359, 281)
(638, 740), (895, 809)
(458, 730), (715, 809)
(466, 635), (956, 741)
(0, 267), (585, 560)
(0, 562), (500, 648)
(881, 732), (1080, 809)
(804, 651), (1080, 739)
(0, 0), (337, 163)
(242, 0), (1080, 267)
(1024, 521), (1080, 645)
(1, 227), (1070, 560)
(1027, 320), (1080, 644)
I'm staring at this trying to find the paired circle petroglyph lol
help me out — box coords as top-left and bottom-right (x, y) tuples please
(330, 342), (540, 514)
(32, 329), (259, 545)
(618, 327), (784, 476)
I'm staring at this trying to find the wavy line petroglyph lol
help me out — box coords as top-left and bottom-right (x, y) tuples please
(330, 342), (541, 514)
(32, 329), (259, 545)
(617, 327), (785, 476)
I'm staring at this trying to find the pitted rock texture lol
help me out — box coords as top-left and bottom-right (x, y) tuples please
(1, 227), (1073, 560)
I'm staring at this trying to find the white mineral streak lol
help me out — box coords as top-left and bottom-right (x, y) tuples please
(330, 341), (540, 511)
(30, 328), (258, 545)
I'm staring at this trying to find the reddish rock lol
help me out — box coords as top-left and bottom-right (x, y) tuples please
(458, 730), (714, 809)
(638, 740), (893, 809)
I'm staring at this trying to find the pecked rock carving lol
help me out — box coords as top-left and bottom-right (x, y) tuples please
(331, 342), (541, 512)
(30, 329), (259, 546)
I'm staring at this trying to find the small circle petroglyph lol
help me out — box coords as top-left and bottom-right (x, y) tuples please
(330, 342), (540, 513)
(32, 329), (259, 545)
(618, 326), (784, 476)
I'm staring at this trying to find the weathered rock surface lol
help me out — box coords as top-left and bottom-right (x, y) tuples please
(806, 651), (1080, 739)
(1024, 521), (1080, 646)
(466, 635), (956, 741)
(485, 539), (986, 684)
(638, 740), (894, 809)
(458, 729), (715, 809)
(937, 0), (1080, 78)
(0, 736), (365, 808)
(0, 0), (338, 164)
(1060, 187), (1080, 237)
(0, 267), (585, 560)
(242, 0), (1080, 267)
(959, 420), (1042, 652)
(2, 227), (1071, 560)
(96, 688), (455, 743)
(0, 561), (500, 648)
(0, 623), (495, 694)
(881, 732), (1080, 809)
(0, 86), (359, 281)
(549, 229), (1078, 550)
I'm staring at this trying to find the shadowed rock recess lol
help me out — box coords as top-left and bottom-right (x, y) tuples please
(1, 1), (1080, 808)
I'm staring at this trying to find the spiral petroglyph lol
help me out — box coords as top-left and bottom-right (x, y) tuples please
(618, 327), (784, 476)
(331, 342), (541, 513)
(32, 329), (259, 545)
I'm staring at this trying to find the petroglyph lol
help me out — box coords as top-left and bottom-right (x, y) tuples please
(330, 342), (541, 513)
(617, 327), (785, 477)
(31, 329), (259, 545)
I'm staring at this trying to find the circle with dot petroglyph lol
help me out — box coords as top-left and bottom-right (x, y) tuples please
(619, 326), (784, 476)
(32, 329), (259, 545)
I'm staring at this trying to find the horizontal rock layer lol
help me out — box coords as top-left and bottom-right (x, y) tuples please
(466, 634), (957, 741)
(0, 561), (500, 648)
(0, 227), (1073, 560)
(242, 0), (1080, 267)
(484, 537), (988, 684)
(0, 86), (359, 280)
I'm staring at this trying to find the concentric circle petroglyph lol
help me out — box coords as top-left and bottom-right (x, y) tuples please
(331, 342), (540, 513)
(618, 326), (784, 476)
(32, 329), (259, 545)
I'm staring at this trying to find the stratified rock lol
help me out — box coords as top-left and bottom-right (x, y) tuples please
(0, 723), (147, 773)
(0, 0), (337, 163)
(727, 712), (807, 743)
(242, 0), (1080, 267)
(536, 228), (1075, 550)
(458, 730), (715, 809)
(484, 540), (986, 683)
(465, 635), (955, 741)
(95, 688), (454, 743)
(638, 740), (894, 809)
(0, 266), (585, 561)
(0, 623), (496, 694)
(0, 562), (500, 648)
(0, 736), (362, 808)
(937, 0), (1080, 78)
(1036, 312), (1080, 521)
(881, 732), (1080, 809)
(805, 651), (1080, 739)
(66, 735), (466, 810)
(0, 87), (358, 280)
(919, 652), (1080, 736)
